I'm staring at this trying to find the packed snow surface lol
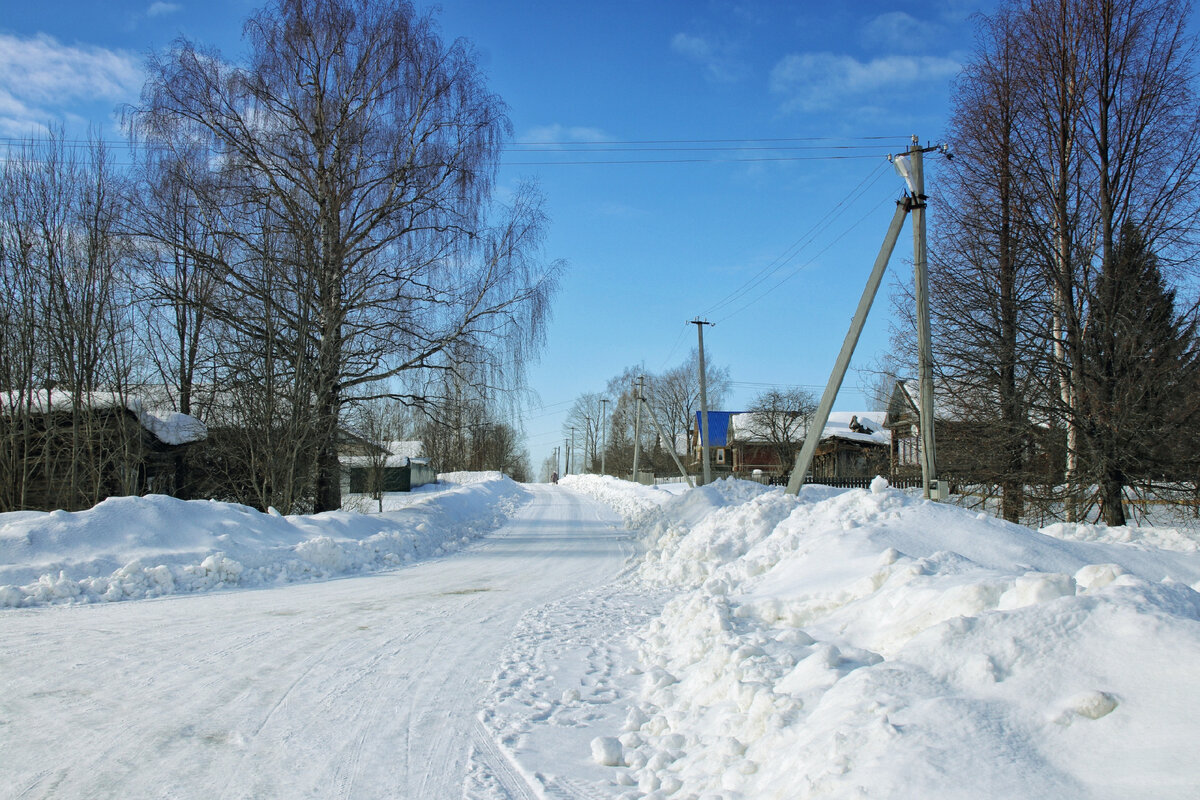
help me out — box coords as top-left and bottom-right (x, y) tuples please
(3, 472), (1199, 798)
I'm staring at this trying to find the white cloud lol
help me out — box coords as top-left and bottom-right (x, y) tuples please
(147, 2), (183, 17)
(0, 33), (144, 134)
(770, 52), (960, 112)
(519, 124), (614, 145)
(670, 31), (746, 84)
(862, 12), (943, 52)
(0, 33), (143, 135)
(671, 32), (713, 61)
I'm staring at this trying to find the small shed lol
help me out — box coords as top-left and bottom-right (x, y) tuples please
(809, 412), (891, 480)
(341, 440), (437, 494)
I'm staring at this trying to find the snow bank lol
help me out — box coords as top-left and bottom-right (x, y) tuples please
(1041, 520), (1200, 554)
(592, 477), (1200, 798)
(0, 473), (527, 608)
(560, 474), (678, 529)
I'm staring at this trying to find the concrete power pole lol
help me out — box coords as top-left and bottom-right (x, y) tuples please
(692, 319), (714, 487)
(786, 136), (946, 497)
(631, 376), (645, 481)
(600, 398), (609, 475)
(909, 140), (939, 499)
(569, 427), (576, 476)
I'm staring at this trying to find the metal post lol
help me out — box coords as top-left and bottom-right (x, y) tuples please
(786, 200), (910, 495)
(910, 141), (939, 499)
(631, 376), (644, 480)
(600, 398), (609, 475)
(692, 319), (713, 486)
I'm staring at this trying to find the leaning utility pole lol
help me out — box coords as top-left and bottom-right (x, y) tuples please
(692, 319), (714, 486)
(631, 376), (645, 480)
(600, 398), (609, 475)
(642, 395), (695, 487)
(786, 136), (945, 497)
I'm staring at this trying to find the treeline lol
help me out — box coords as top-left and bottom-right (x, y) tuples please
(0, 0), (558, 513)
(894, 0), (1200, 525)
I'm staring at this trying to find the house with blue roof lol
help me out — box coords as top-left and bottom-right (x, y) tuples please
(691, 410), (740, 472)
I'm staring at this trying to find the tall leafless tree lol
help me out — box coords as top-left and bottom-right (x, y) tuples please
(133, 0), (559, 511)
(741, 388), (816, 474)
(0, 132), (140, 510)
(925, 6), (1052, 521)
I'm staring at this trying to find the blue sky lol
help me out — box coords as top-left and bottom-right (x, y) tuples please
(0, 0), (994, 473)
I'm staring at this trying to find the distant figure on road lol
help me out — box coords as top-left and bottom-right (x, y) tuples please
(551, 472), (559, 484)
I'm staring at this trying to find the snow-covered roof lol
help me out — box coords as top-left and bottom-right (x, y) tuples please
(0, 390), (207, 446)
(340, 440), (427, 469)
(385, 441), (424, 459)
(821, 411), (890, 446)
(729, 410), (889, 446)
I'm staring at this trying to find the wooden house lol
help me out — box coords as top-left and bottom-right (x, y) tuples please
(883, 379), (1065, 485)
(0, 392), (207, 511)
(691, 409), (890, 480)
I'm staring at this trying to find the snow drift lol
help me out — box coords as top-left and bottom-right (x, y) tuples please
(567, 473), (1200, 799)
(0, 473), (527, 607)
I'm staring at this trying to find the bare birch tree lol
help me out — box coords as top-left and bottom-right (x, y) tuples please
(133, 0), (559, 511)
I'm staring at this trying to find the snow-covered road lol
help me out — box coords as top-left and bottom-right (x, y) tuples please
(1, 485), (634, 800)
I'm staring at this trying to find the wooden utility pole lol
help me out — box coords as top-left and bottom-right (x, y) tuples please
(691, 319), (714, 486)
(600, 398), (609, 475)
(631, 376), (645, 480)
(785, 201), (909, 495)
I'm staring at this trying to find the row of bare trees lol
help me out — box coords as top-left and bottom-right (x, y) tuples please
(557, 350), (731, 479)
(0, 138), (145, 510)
(1, 0), (557, 512)
(896, 0), (1200, 525)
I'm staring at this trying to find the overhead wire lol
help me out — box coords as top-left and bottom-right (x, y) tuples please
(715, 191), (896, 325)
(699, 159), (891, 320)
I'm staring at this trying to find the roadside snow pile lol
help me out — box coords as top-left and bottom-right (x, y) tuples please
(599, 477), (1200, 799)
(0, 473), (527, 607)
(560, 474), (678, 528)
(1040, 520), (1200, 554)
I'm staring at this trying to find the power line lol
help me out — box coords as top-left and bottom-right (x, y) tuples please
(508, 135), (910, 146)
(700, 160), (891, 319)
(505, 144), (894, 153)
(656, 321), (692, 370)
(715, 192), (895, 324)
